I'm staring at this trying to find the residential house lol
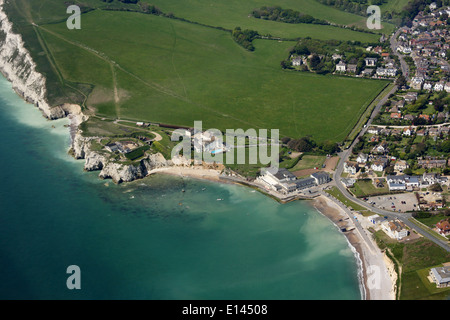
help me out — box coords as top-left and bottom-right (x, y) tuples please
(411, 77), (424, 90)
(356, 153), (369, 164)
(434, 82), (444, 91)
(423, 82), (433, 91)
(419, 114), (430, 122)
(436, 220), (450, 236)
(344, 161), (358, 174)
(445, 82), (450, 93)
(418, 159), (447, 169)
(403, 127), (414, 136)
(341, 178), (356, 188)
(292, 57), (302, 66)
(394, 160), (409, 172)
(405, 92), (418, 103)
(347, 64), (357, 73)
(422, 172), (443, 185)
(361, 69), (373, 76)
(336, 61), (346, 72)
(368, 127), (381, 134)
(371, 157), (389, 172)
(391, 112), (402, 119)
(374, 142), (389, 154)
(365, 57), (378, 67)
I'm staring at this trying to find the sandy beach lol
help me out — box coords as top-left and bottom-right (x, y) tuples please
(311, 195), (397, 300)
(148, 165), (224, 183)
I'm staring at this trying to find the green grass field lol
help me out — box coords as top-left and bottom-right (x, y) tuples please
(6, 0), (391, 144)
(349, 179), (390, 197)
(291, 155), (326, 171)
(35, 9), (389, 142)
(145, 0), (392, 40)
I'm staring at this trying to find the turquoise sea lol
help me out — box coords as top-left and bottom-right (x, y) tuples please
(0, 76), (361, 300)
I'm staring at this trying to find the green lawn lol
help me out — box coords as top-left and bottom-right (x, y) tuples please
(326, 186), (368, 212)
(37, 9), (388, 142)
(290, 155), (326, 171)
(349, 179), (390, 197)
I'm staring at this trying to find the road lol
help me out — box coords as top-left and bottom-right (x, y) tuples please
(390, 29), (410, 81)
(332, 31), (450, 253)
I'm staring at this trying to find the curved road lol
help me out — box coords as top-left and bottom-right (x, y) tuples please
(332, 31), (450, 252)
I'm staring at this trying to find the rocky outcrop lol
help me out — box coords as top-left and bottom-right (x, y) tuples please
(72, 132), (95, 159)
(84, 151), (107, 171)
(99, 153), (170, 184)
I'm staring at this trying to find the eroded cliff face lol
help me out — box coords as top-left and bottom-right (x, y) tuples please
(0, 2), (203, 185)
(0, 0), (65, 119)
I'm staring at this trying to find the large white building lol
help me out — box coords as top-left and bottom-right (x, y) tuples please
(382, 220), (409, 240)
(429, 265), (450, 288)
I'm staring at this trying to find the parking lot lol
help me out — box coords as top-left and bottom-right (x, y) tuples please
(366, 193), (419, 213)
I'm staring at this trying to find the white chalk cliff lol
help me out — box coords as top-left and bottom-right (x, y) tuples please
(0, 2), (201, 184)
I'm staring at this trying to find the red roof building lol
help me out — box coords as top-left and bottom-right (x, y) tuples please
(436, 220), (450, 235)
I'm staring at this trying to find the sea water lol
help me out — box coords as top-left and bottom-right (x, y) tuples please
(0, 76), (361, 300)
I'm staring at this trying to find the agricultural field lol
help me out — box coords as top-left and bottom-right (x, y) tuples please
(6, 0), (390, 144)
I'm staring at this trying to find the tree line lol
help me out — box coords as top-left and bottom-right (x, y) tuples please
(251, 6), (329, 25)
(232, 27), (259, 51)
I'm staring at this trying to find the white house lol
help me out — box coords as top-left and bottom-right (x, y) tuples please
(356, 153), (369, 164)
(434, 82), (444, 92)
(376, 67), (397, 77)
(365, 57), (377, 67)
(429, 266), (450, 288)
(336, 61), (346, 72)
(343, 161), (357, 174)
(411, 77), (424, 90)
(341, 178), (356, 188)
(371, 160), (386, 172)
(423, 82), (433, 91)
(403, 127), (414, 136)
(394, 160), (409, 172)
(444, 82), (450, 93)
(292, 57), (302, 66)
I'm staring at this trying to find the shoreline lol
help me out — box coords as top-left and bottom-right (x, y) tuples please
(143, 165), (397, 300)
(0, 0), (396, 300)
(311, 194), (396, 300)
